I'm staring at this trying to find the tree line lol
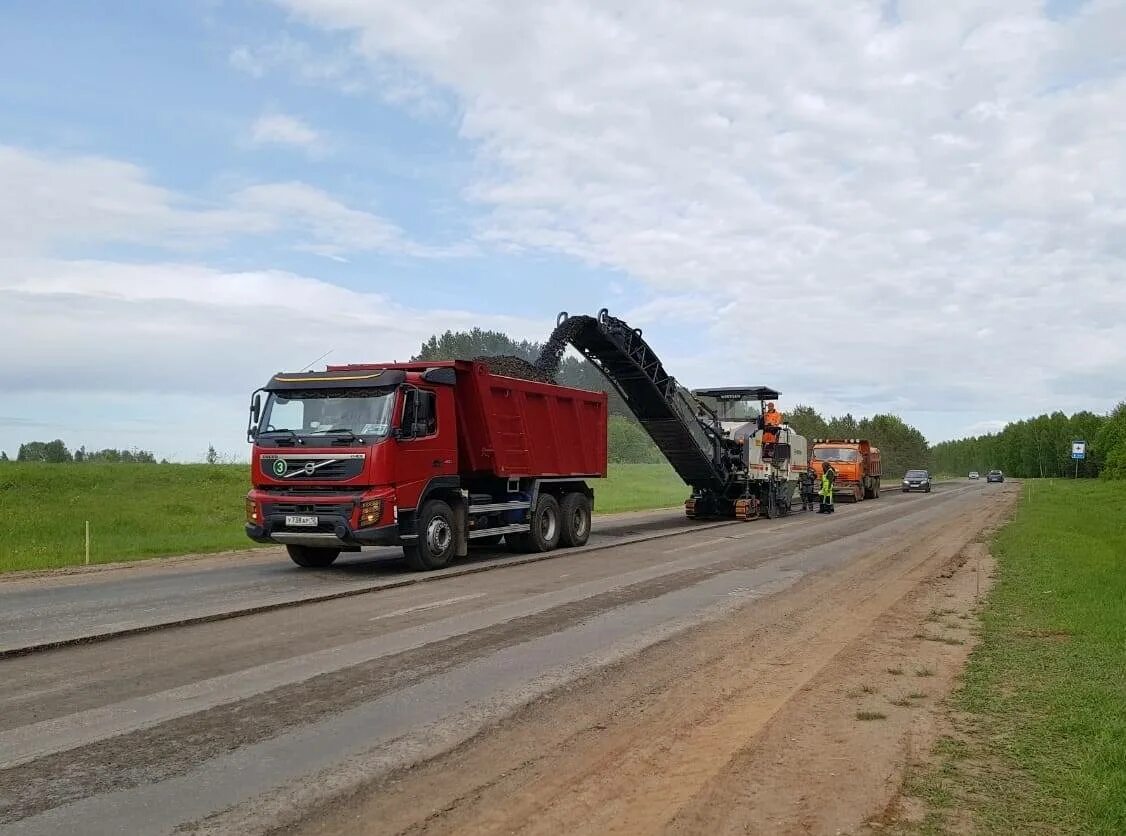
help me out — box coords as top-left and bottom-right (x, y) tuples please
(931, 404), (1126, 480)
(9, 440), (162, 463)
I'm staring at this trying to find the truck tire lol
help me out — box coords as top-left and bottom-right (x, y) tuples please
(403, 500), (457, 571)
(509, 494), (562, 553)
(286, 545), (340, 568)
(559, 492), (592, 547)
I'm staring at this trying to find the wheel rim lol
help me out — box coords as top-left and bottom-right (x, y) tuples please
(572, 507), (589, 538)
(426, 516), (452, 554)
(540, 506), (558, 541)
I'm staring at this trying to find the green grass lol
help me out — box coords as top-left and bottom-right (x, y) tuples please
(904, 480), (1126, 835)
(0, 461), (688, 573)
(594, 462), (688, 514)
(0, 463), (252, 572)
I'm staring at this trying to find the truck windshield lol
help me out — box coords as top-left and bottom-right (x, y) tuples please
(259, 389), (396, 439)
(812, 447), (860, 462)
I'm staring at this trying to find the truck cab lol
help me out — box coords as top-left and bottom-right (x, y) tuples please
(809, 439), (882, 502)
(245, 362), (606, 570)
(244, 367), (454, 568)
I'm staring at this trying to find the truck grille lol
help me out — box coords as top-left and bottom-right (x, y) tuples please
(267, 502), (352, 516)
(259, 455), (364, 482)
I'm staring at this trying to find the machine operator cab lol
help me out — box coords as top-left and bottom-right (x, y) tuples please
(691, 387), (808, 478)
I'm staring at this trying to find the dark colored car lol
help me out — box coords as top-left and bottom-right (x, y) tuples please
(987, 470), (1004, 483)
(902, 469), (932, 493)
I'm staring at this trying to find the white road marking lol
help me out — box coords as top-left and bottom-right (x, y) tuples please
(370, 593), (487, 621)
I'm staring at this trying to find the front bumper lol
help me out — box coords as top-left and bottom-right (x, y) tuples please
(902, 483), (931, 491)
(246, 519), (400, 548)
(245, 491), (400, 549)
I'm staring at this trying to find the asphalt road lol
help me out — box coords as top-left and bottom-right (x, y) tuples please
(0, 481), (1002, 835)
(0, 508), (740, 655)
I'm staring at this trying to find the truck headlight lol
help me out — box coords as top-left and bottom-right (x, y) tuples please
(245, 498), (260, 525)
(361, 499), (383, 526)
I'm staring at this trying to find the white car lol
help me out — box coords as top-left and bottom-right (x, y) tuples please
(969, 471), (979, 479)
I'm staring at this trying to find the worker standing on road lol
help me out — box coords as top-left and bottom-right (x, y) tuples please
(819, 465), (835, 514)
(799, 466), (815, 511)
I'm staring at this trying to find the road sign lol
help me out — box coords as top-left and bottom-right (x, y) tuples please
(1071, 440), (1086, 460)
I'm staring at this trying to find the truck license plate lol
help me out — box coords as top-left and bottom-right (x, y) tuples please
(285, 515), (318, 527)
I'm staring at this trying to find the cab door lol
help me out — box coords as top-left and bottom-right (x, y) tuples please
(395, 387), (458, 512)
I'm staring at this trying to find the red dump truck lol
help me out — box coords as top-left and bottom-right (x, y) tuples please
(245, 361), (607, 570)
(808, 438), (882, 502)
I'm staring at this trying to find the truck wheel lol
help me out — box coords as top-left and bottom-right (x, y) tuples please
(559, 492), (592, 547)
(404, 500), (457, 571)
(286, 545), (340, 568)
(510, 494), (562, 553)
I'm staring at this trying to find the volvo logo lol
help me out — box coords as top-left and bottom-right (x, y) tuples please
(303, 462), (316, 476)
(272, 459), (287, 477)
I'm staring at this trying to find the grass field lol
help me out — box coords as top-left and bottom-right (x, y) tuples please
(0, 461), (688, 573)
(906, 479), (1126, 835)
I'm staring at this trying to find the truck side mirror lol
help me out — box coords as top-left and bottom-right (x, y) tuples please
(247, 392), (262, 442)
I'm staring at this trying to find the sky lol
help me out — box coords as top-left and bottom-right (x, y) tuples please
(1, 0), (1124, 461)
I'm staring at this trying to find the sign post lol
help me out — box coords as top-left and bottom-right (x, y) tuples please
(1071, 440), (1086, 479)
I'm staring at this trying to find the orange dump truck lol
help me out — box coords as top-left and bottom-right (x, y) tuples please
(809, 439), (882, 502)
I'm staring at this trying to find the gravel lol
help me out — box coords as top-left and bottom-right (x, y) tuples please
(474, 355), (556, 384)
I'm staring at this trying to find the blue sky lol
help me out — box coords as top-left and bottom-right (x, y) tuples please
(2, 0), (1124, 461)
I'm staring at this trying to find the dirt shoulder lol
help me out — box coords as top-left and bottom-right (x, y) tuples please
(284, 485), (1019, 836)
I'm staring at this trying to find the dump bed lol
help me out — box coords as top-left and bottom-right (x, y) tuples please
(456, 361), (607, 478)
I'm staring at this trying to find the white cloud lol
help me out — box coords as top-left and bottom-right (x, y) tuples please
(0, 258), (542, 457)
(229, 182), (471, 257)
(0, 258), (542, 396)
(0, 144), (458, 258)
(0, 144), (265, 255)
(268, 0), (1126, 423)
(248, 113), (324, 151)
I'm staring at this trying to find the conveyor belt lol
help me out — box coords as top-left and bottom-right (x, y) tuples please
(537, 311), (733, 493)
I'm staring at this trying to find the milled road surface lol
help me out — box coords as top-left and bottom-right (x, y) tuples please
(0, 482), (1012, 835)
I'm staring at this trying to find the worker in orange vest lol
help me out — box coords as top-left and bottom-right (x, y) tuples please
(762, 401), (783, 445)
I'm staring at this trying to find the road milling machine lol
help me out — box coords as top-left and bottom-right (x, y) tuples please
(537, 310), (808, 520)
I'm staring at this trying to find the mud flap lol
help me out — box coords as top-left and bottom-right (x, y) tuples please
(454, 500), (468, 557)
